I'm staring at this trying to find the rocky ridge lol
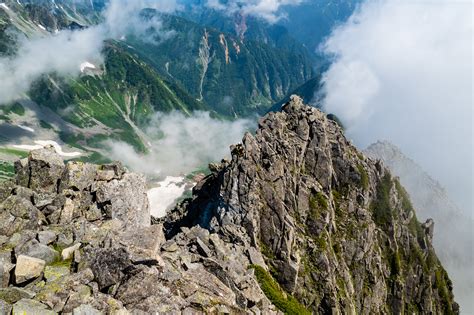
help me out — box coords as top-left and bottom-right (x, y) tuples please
(0, 96), (458, 314)
(364, 140), (473, 312)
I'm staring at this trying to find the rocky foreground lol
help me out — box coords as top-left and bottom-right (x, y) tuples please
(0, 96), (458, 314)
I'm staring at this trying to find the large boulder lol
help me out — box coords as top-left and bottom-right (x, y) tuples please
(0, 196), (45, 236)
(15, 255), (46, 284)
(25, 146), (65, 194)
(94, 173), (150, 229)
(0, 251), (13, 288)
(15, 239), (59, 264)
(0, 287), (35, 304)
(84, 247), (130, 290)
(12, 299), (56, 315)
(60, 162), (98, 192)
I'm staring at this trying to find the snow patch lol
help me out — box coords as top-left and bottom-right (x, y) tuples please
(80, 62), (96, 73)
(0, 3), (10, 10)
(148, 176), (187, 218)
(38, 24), (46, 31)
(16, 125), (35, 133)
(12, 140), (81, 157)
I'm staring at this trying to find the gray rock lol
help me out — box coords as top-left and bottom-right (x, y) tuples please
(28, 146), (65, 194)
(14, 158), (29, 187)
(38, 231), (57, 245)
(0, 196), (45, 236)
(95, 163), (126, 182)
(33, 192), (56, 209)
(0, 180), (14, 204)
(56, 231), (74, 248)
(15, 239), (59, 264)
(44, 265), (70, 282)
(181, 95), (459, 314)
(85, 247), (130, 290)
(0, 250), (13, 288)
(195, 237), (212, 258)
(119, 225), (164, 262)
(12, 299), (56, 315)
(0, 300), (12, 315)
(62, 243), (81, 261)
(95, 173), (150, 229)
(247, 247), (267, 269)
(72, 304), (103, 315)
(15, 255), (46, 284)
(0, 287), (35, 304)
(0, 261), (14, 288)
(0, 96), (459, 314)
(60, 162), (98, 192)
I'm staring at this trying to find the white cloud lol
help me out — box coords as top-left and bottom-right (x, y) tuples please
(320, 0), (473, 310)
(103, 0), (180, 40)
(321, 0), (472, 211)
(106, 111), (254, 176)
(206, 0), (304, 23)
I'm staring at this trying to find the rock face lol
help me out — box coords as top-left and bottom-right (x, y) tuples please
(173, 96), (459, 314)
(0, 146), (277, 314)
(0, 98), (459, 314)
(364, 140), (474, 312)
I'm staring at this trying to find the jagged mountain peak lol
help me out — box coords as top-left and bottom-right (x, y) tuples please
(0, 97), (459, 314)
(167, 95), (459, 314)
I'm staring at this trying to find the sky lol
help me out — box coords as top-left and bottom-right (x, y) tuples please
(320, 0), (473, 214)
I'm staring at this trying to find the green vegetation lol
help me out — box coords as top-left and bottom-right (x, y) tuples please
(370, 173), (393, 227)
(250, 265), (311, 315)
(185, 165), (211, 180)
(357, 163), (369, 190)
(309, 192), (328, 211)
(332, 189), (344, 218)
(435, 267), (455, 315)
(259, 241), (276, 260)
(307, 192), (329, 235)
(129, 14), (314, 116)
(394, 180), (414, 213)
(39, 120), (54, 130)
(48, 258), (72, 269)
(2, 102), (26, 116)
(389, 250), (402, 279)
(0, 147), (29, 159)
(29, 43), (209, 152)
(0, 161), (14, 181)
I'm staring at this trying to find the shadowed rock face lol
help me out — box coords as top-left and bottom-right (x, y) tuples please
(0, 97), (459, 314)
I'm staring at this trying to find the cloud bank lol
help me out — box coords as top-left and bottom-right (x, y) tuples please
(0, 0), (180, 105)
(320, 0), (472, 311)
(106, 111), (254, 176)
(321, 0), (472, 212)
(205, 0), (304, 23)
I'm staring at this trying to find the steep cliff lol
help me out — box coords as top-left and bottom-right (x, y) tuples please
(0, 96), (458, 314)
(365, 140), (473, 312)
(175, 96), (459, 314)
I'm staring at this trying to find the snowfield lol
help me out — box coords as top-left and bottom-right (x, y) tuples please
(16, 125), (35, 133)
(148, 176), (187, 218)
(80, 62), (96, 73)
(13, 140), (81, 157)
